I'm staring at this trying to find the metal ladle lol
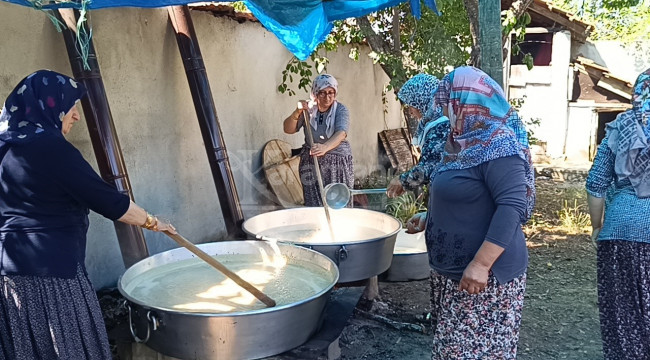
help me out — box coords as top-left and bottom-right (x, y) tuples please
(324, 183), (387, 209)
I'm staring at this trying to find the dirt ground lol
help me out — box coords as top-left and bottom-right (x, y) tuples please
(338, 178), (602, 360)
(101, 178), (602, 359)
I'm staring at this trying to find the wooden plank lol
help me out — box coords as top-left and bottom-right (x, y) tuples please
(262, 140), (303, 208)
(379, 129), (415, 173)
(263, 139), (292, 169)
(528, 2), (589, 42)
(596, 79), (633, 100)
(378, 131), (398, 169)
(265, 158), (303, 208)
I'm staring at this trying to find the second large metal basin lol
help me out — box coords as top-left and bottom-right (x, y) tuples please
(242, 208), (401, 282)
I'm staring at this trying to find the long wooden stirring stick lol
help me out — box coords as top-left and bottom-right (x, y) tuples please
(299, 102), (337, 242)
(163, 231), (276, 308)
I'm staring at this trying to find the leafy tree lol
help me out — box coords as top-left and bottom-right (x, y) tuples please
(276, 0), (537, 97)
(277, 1), (472, 97)
(268, 1), (537, 134)
(555, 0), (650, 43)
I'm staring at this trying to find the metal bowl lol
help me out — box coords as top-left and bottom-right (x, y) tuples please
(382, 230), (430, 281)
(118, 240), (339, 360)
(242, 208), (401, 282)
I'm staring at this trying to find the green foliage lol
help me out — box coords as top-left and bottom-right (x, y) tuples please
(277, 57), (314, 96)
(555, 0), (650, 42)
(387, 0), (472, 87)
(386, 192), (427, 227)
(601, 0), (644, 9)
(502, 9), (534, 70)
(510, 96), (541, 145)
(232, 1), (249, 13)
(278, 0), (471, 96)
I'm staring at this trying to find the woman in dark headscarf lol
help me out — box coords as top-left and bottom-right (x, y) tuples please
(586, 68), (650, 360)
(387, 73), (449, 198)
(283, 74), (353, 206)
(406, 66), (534, 359)
(0, 70), (175, 359)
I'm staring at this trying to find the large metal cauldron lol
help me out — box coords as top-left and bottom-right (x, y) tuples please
(118, 241), (338, 360)
(242, 208), (401, 282)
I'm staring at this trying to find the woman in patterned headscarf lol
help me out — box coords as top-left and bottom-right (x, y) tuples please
(406, 66), (534, 359)
(586, 68), (650, 360)
(283, 74), (353, 206)
(0, 70), (175, 359)
(386, 73), (449, 198)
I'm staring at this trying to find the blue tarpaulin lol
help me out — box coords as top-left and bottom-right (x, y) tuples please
(1, 0), (438, 60)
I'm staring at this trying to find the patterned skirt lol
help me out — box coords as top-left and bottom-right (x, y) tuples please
(597, 240), (650, 360)
(429, 269), (526, 360)
(0, 264), (112, 360)
(299, 147), (354, 207)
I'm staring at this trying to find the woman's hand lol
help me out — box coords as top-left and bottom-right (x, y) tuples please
(459, 260), (490, 294)
(386, 177), (406, 198)
(405, 212), (427, 233)
(590, 227), (601, 250)
(154, 217), (177, 235)
(310, 143), (329, 157)
(297, 100), (310, 111)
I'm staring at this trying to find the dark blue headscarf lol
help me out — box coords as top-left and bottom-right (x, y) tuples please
(0, 70), (86, 144)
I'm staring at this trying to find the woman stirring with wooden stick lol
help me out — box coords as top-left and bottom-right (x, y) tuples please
(0, 70), (175, 359)
(283, 74), (354, 206)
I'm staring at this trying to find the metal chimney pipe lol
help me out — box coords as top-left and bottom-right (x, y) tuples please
(168, 5), (246, 238)
(56, 9), (149, 267)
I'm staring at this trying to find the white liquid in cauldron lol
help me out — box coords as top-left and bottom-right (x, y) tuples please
(124, 254), (335, 313)
(261, 224), (387, 243)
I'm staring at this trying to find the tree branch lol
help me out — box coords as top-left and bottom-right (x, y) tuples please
(463, 0), (480, 66)
(502, 0), (534, 44)
(392, 7), (401, 56)
(357, 16), (404, 91)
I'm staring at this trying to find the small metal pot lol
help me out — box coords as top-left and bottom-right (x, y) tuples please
(118, 241), (338, 360)
(242, 208), (401, 283)
(382, 230), (430, 282)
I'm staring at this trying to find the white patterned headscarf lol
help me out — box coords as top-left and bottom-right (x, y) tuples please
(308, 74), (338, 138)
(605, 68), (650, 197)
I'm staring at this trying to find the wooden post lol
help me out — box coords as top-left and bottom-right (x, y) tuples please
(479, 0), (504, 87)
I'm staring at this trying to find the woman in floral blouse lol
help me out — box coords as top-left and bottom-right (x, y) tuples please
(387, 73), (449, 198)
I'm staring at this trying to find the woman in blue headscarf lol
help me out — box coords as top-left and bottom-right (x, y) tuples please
(406, 66), (534, 359)
(386, 73), (449, 198)
(283, 74), (354, 206)
(586, 68), (650, 360)
(0, 70), (175, 359)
